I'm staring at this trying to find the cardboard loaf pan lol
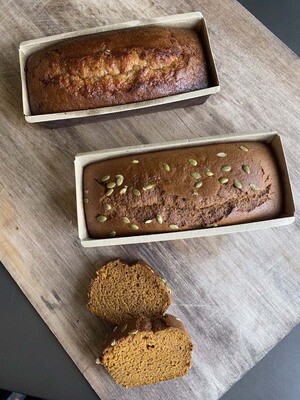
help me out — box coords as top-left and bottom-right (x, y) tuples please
(19, 12), (220, 127)
(74, 131), (295, 247)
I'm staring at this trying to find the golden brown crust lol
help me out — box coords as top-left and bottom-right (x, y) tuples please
(83, 141), (282, 239)
(103, 314), (188, 349)
(26, 27), (209, 114)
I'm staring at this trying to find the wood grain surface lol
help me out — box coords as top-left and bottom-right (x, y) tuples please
(0, 1), (299, 399)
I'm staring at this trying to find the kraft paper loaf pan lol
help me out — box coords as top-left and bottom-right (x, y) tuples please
(19, 12), (220, 127)
(74, 132), (295, 248)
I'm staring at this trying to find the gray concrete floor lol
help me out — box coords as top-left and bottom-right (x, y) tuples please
(0, 1), (299, 399)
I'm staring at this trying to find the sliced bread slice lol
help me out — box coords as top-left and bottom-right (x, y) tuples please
(87, 259), (171, 324)
(100, 314), (193, 387)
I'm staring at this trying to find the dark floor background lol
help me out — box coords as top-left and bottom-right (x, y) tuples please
(0, 1), (299, 399)
(239, 0), (299, 55)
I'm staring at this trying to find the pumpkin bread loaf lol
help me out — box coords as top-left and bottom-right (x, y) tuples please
(83, 141), (282, 238)
(87, 259), (171, 324)
(100, 314), (193, 387)
(26, 26), (210, 114)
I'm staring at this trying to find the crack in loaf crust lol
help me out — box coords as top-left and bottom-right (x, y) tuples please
(100, 314), (193, 387)
(83, 142), (282, 239)
(26, 27), (210, 114)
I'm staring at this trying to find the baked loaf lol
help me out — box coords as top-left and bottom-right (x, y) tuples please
(100, 314), (193, 387)
(83, 141), (282, 239)
(26, 27), (210, 114)
(87, 259), (171, 324)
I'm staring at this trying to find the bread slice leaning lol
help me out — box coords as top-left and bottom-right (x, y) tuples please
(100, 314), (193, 387)
(87, 259), (171, 324)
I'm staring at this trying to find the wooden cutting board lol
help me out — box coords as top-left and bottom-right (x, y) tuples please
(0, 1), (299, 399)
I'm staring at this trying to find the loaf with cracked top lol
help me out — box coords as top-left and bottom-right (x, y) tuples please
(82, 141), (282, 239)
(26, 26), (210, 114)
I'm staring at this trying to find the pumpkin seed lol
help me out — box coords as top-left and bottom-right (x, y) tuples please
(156, 215), (163, 224)
(191, 172), (201, 179)
(143, 183), (155, 190)
(133, 188), (141, 196)
(205, 170), (214, 177)
(107, 182), (116, 189)
(109, 231), (116, 237)
(217, 152), (227, 157)
(188, 159), (197, 166)
(242, 164), (250, 174)
(116, 175), (124, 186)
(145, 219), (153, 224)
(219, 177), (229, 184)
(104, 203), (111, 211)
(120, 324), (127, 332)
(163, 162), (170, 172)
(119, 186), (128, 194)
(221, 165), (232, 172)
(240, 145), (249, 152)
(169, 224), (179, 230)
(83, 198), (89, 203)
(128, 329), (139, 335)
(175, 317), (181, 321)
(106, 188), (114, 196)
(233, 179), (242, 189)
(111, 339), (116, 346)
(129, 224), (139, 231)
(250, 183), (259, 191)
(159, 277), (167, 285)
(96, 215), (107, 222)
(131, 159), (139, 164)
(101, 175), (110, 182)
(122, 217), (130, 224)
(195, 181), (203, 188)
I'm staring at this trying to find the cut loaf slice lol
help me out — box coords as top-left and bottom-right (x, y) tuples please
(100, 314), (193, 387)
(87, 259), (171, 324)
